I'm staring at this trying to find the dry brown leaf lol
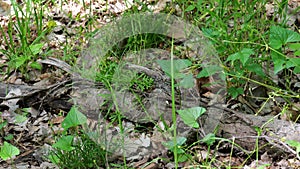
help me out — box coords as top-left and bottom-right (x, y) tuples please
(50, 116), (64, 124)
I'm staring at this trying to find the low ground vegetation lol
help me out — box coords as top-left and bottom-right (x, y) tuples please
(0, 0), (300, 168)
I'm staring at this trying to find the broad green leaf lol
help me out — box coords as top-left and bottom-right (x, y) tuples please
(289, 43), (300, 51)
(29, 43), (44, 55)
(157, 59), (192, 79)
(0, 142), (20, 160)
(52, 135), (74, 151)
(269, 26), (300, 49)
(246, 63), (266, 77)
(30, 61), (42, 70)
(226, 48), (254, 66)
(15, 114), (27, 123)
(178, 153), (191, 162)
(287, 58), (300, 67)
(197, 65), (222, 78)
(61, 106), (87, 130)
(201, 133), (216, 146)
(290, 41), (300, 56)
(177, 107), (206, 128)
(287, 58), (300, 73)
(163, 136), (187, 152)
(294, 67), (300, 73)
(178, 74), (194, 88)
(286, 140), (300, 153)
(14, 55), (28, 69)
(228, 87), (244, 99)
(271, 51), (286, 74)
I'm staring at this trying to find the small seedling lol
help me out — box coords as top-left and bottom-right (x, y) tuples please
(163, 137), (192, 162)
(61, 106), (87, 130)
(177, 107), (206, 129)
(49, 106), (107, 168)
(0, 141), (20, 161)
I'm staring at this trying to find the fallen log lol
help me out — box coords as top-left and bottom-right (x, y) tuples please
(0, 58), (299, 159)
(1, 80), (299, 159)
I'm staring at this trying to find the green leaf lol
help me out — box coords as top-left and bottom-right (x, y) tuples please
(294, 66), (300, 73)
(14, 55), (28, 69)
(15, 114), (27, 123)
(0, 142), (20, 160)
(269, 26), (300, 49)
(287, 58), (300, 67)
(48, 154), (60, 164)
(178, 74), (194, 88)
(52, 135), (75, 151)
(257, 164), (271, 169)
(0, 120), (7, 130)
(178, 153), (191, 162)
(201, 28), (220, 39)
(177, 107), (206, 128)
(289, 43), (300, 51)
(287, 58), (300, 73)
(201, 133), (216, 146)
(163, 136), (187, 151)
(285, 140), (300, 154)
(271, 51), (286, 74)
(226, 48), (254, 66)
(156, 59), (192, 79)
(29, 43), (43, 55)
(254, 126), (262, 135)
(30, 61), (42, 70)
(246, 63), (266, 77)
(61, 106), (87, 130)
(185, 5), (195, 12)
(197, 65), (222, 78)
(4, 134), (13, 141)
(228, 87), (244, 99)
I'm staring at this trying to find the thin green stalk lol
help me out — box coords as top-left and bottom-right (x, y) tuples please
(226, 72), (299, 98)
(107, 82), (127, 168)
(170, 38), (178, 168)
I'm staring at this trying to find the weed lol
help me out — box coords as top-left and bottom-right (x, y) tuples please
(129, 73), (154, 92)
(0, 114), (20, 165)
(0, 0), (46, 76)
(49, 133), (107, 168)
(48, 106), (108, 168)
(95, 33), (169, 86)
(0, 141), (20, 163)
(1, 0), (299, 168)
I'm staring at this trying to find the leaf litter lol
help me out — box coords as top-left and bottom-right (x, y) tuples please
(0, 0), (300, 168)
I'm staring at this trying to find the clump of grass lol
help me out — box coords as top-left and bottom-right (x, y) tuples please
(48, 106), (108, 168)
(49, 132), (107, 168)
(95, 33), (169, 85)
(0, 0), (46, 76)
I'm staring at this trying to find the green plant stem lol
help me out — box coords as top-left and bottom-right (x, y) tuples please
(170, 38), (178, 168)
(108, 83), (127, 168)
(226, 72), (299, 98)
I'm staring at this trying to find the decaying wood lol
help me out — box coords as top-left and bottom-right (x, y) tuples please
(201, 105), (300, 157)
(1, 81), (300, 157)
(0, 58), (299, 159)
